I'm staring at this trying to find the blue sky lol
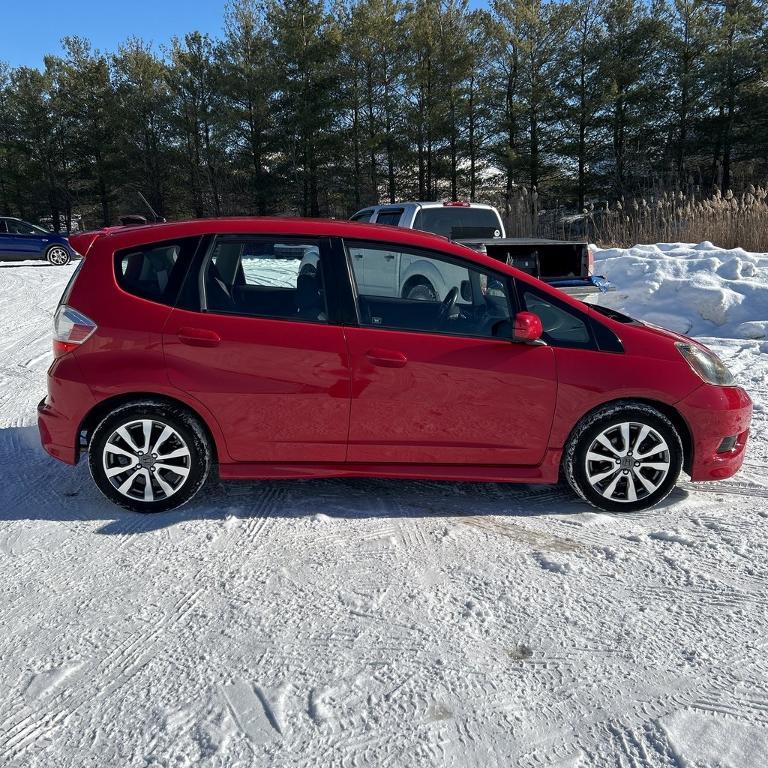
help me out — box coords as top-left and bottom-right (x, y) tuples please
(3, 0), (488, 69)
(3, 0), (227, 68)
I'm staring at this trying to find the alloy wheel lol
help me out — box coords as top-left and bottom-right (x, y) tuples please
(102, 419), (191, 503)
(584, 421), (671, 504)
(47, 246), (70, 266)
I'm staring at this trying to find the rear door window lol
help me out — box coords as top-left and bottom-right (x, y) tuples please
(115, 236), (200, 306)
(202, 236), (328, 323)
(350, 209), (375, 223)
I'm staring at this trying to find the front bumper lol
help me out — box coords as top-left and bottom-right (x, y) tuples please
(677, 384), (753, 481)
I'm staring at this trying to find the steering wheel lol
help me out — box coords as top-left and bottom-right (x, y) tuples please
(438, 286), (459, 324)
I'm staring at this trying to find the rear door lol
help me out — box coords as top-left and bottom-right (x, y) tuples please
(162, 234), (351, 463)
(342, 239), (558, 466)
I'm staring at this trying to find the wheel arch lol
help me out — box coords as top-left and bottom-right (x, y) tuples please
(78, 392), (222, 465)
(400, 261), (445, 299)
(562, 397), (693, 476)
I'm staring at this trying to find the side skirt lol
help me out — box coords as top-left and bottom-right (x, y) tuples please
(218, 449), (562, 484)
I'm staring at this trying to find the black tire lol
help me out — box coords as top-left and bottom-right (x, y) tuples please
(46, 245), (71, 266)
(88, 400), (212, 513)
(563, 402), (683, 513)
(402, 277), (437, 302)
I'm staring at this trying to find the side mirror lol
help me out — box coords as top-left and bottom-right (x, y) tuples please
(460, 280), (472, 302)
(512, 311), (543, 343)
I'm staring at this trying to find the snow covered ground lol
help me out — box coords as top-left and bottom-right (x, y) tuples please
(1, 243), (767, 767)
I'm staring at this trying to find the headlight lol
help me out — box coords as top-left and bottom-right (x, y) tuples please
(675, 342), (734, 386)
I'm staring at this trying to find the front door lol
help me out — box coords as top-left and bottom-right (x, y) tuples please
(163, 235), (351, 463)
(4, 219), (46, 259)
(343, 240), (558, 465)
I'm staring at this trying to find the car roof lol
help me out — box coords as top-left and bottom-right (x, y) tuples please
(93, 216), (458, 250)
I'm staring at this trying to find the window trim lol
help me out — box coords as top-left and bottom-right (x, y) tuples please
(341, 237), (516, 342)
(196, 233), (333, 326)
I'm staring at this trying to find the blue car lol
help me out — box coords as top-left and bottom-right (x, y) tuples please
(0, 217), (75, 265)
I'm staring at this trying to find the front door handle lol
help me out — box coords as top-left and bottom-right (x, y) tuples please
(365, 348), (407, 368)
(177, 327), (221, 347)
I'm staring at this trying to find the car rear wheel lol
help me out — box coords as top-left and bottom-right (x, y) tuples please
(46, 245), (71, 266)
(563, 403), (683, 513)
(88, 401), (211, 513)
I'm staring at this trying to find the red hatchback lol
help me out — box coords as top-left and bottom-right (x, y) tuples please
(39, 218), (752, 513)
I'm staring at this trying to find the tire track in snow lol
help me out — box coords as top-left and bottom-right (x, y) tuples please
(0, 587), (203, 761)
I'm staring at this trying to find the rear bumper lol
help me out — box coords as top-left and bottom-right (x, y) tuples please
(38, 397), (79, 464)
(677, 384), (753, 481)
(37, 353), (96, 465)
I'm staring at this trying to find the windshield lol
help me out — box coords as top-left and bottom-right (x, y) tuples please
(413, 207), (502, 239)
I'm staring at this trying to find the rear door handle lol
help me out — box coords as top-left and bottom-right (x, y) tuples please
(365, 348), (407, 368)
(177, 327), (221, 347)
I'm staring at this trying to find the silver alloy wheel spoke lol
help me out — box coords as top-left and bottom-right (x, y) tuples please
(152, 425), (174, 454)
(595, 433), (622, 456)
(636, 443), (667, 460)
(626, 474), (638, 502)
(633, 468), (659, 494)
(602, 474), (622, 499)
(141, 420), (152, 453)
(117, 468), (143, 495)
(588, 465), (621, 484)
(620, 423), (631, 454)
(157, 446), (190, 461)
(103, 419), (191, 503)
(585, 421), (670, 504)
(633, 425), (650, 453)
(105, 443), (135, 460)
(106, 462), (136, 478)
(155, 463), (190, 479)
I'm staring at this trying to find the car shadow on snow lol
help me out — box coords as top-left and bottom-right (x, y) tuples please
(3, 425), (690, 536)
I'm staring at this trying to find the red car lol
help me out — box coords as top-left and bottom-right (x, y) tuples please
(38, 218), (752, 513)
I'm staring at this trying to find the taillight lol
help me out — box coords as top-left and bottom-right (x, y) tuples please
(53, 305), (96, 357)
(443, 200), (471, 207)
(587, 248), (595, 276)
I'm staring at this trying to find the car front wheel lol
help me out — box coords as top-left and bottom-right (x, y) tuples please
(46, 245), (71, 266)
(88, 401), (211, 513)
(564, 403), (683, 513)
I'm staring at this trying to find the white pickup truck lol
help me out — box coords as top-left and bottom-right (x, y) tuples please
(350, 201), (608, 304)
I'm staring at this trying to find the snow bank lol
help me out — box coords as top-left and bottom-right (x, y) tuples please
(592, 242), (768, 338)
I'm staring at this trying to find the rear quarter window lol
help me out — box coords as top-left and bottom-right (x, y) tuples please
(114, 237), (200, 305)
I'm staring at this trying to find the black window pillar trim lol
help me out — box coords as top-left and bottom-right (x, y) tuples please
(327, 236), (360, 326)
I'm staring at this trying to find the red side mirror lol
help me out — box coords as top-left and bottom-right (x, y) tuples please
(513, 311), (543, 343)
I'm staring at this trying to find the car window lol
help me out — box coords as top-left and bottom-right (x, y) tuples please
(0, 220), (7, 234)
(7, 219), (45, 235)
(115, 237), (200, 305)
(413, 207), (502, 239)
(203, 237), (327, 323)
(522, 289), (591, 346)
(346, 240), (511, 339)
(374, 208), (404, 227)
(351, 209), (375, 223)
